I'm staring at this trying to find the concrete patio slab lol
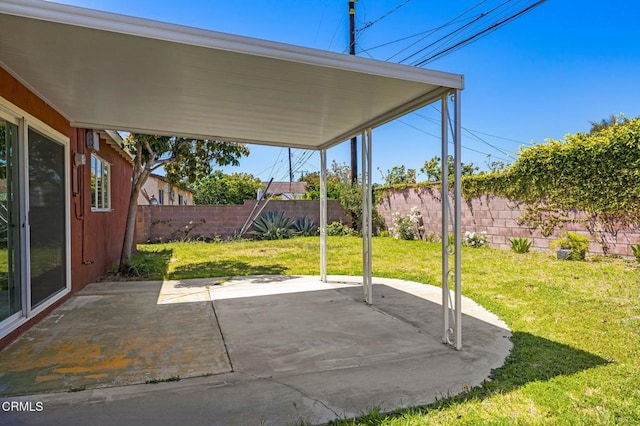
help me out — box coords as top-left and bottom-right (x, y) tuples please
(0, 281), (231, 396)
(0, 275), (512, 425)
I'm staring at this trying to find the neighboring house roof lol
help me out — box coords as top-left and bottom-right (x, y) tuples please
(263, 181), (307, 195)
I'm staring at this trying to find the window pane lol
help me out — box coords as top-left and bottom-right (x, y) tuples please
(91, 155), (111, 210)
(90, 155), (97, 207)
(102, 163), (109, 209)
(96, 158), (102, 208)
(28, 128), (66, 307)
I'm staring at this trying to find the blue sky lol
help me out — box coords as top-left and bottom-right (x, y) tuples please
(51, 0), (640, 183)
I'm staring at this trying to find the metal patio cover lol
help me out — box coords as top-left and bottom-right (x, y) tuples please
(0, 0), (463, 150)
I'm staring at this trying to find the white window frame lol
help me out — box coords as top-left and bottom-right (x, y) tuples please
(90, 153), (111, 212)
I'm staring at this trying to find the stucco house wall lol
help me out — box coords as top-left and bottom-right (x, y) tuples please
(138, 174), (193, 206)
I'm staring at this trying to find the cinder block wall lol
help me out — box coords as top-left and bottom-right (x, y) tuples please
(135, 200), (349, 243)
(376, 187), (640, 257)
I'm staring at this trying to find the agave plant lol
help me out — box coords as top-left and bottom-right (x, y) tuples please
(250, 211), (298, 240)
(294, 217), (317, 236)
(509, 237), (532, 254)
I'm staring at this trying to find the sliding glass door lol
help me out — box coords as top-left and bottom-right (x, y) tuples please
(28, 128), (67, 308)
(0, 101), (70, 337)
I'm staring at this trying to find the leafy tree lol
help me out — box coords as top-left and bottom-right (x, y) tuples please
(420, 155), (479, 182)
(192, 171), (261, 205)
(300, 173), (341, 200)
(379, 165), (416, 185)
(120, 134), (249, 269)
(301, 161), (350, 200)
(302, 161), (384, 232)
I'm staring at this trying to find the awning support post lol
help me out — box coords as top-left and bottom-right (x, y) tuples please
(441, 96), (450, 345)
(362, 128), (373, 304)
(453, 89), (463, 350)
(441, 91), (463, 350)
(320, 149), (327, 282)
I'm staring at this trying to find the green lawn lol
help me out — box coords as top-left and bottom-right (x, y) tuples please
(128, 237), (640, 425)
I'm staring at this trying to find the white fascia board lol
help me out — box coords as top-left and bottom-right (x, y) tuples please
(1, 0), (464, 90)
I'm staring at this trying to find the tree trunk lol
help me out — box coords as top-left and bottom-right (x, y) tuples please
(119, 184), (142, 269)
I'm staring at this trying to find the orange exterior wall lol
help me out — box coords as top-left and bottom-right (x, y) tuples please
(0, 68), (132, 349)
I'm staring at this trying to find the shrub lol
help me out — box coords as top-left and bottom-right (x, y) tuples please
(463, 231), (487, 248)
(424, 233), (441, 243)
(551, 232), (589, 260)
(326, 221), (358, 236)
(294, 217), (317, 236)
(509, 237), (532, 254)
(250, 211), (297, 240)
(390, 207), (423, 240)
(630, 244), (640, 262)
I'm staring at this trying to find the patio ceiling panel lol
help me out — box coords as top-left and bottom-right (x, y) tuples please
(0, 0), (463, 150)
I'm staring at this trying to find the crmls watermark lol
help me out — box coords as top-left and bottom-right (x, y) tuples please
(1, 401), (44, 412)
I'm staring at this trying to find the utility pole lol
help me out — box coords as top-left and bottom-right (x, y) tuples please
(349, 0), (358, 184)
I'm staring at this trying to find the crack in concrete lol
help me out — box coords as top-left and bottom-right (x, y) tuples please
(237, 371), (341, 420)
(210, 300), (234, 373)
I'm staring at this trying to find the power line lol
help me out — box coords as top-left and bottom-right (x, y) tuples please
(463, 128), (529, 145)
(400, 5), (503, 65)
(357, 0), (413, 34)
(414, 110), (517, 155)
(357, 16), (478, 56)
(386, 0), (490, 61)
(397, 118), (511, 162)
(327, 15), (346, 51)
(399, 0), (511, 65)
(463, 128), (512, 157)
(312, 2), (329, 47)
(258, 148), (284, 180)
(408, 0), (526, 65)
(413, 0), (547, 67)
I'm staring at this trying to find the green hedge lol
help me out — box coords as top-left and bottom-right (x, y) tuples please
(465, 117), (640, 236)
(378, 117), (640, 239)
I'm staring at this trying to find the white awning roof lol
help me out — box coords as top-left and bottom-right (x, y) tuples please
(0, 0), (464, 150)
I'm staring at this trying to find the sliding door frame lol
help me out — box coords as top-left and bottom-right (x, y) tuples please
(0, 96), (71, 338)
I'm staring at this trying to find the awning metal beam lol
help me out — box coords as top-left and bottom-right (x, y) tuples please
(320, 149), (327, 282)
(362, 129), (373, 304)
(441, 91), (463, 350)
